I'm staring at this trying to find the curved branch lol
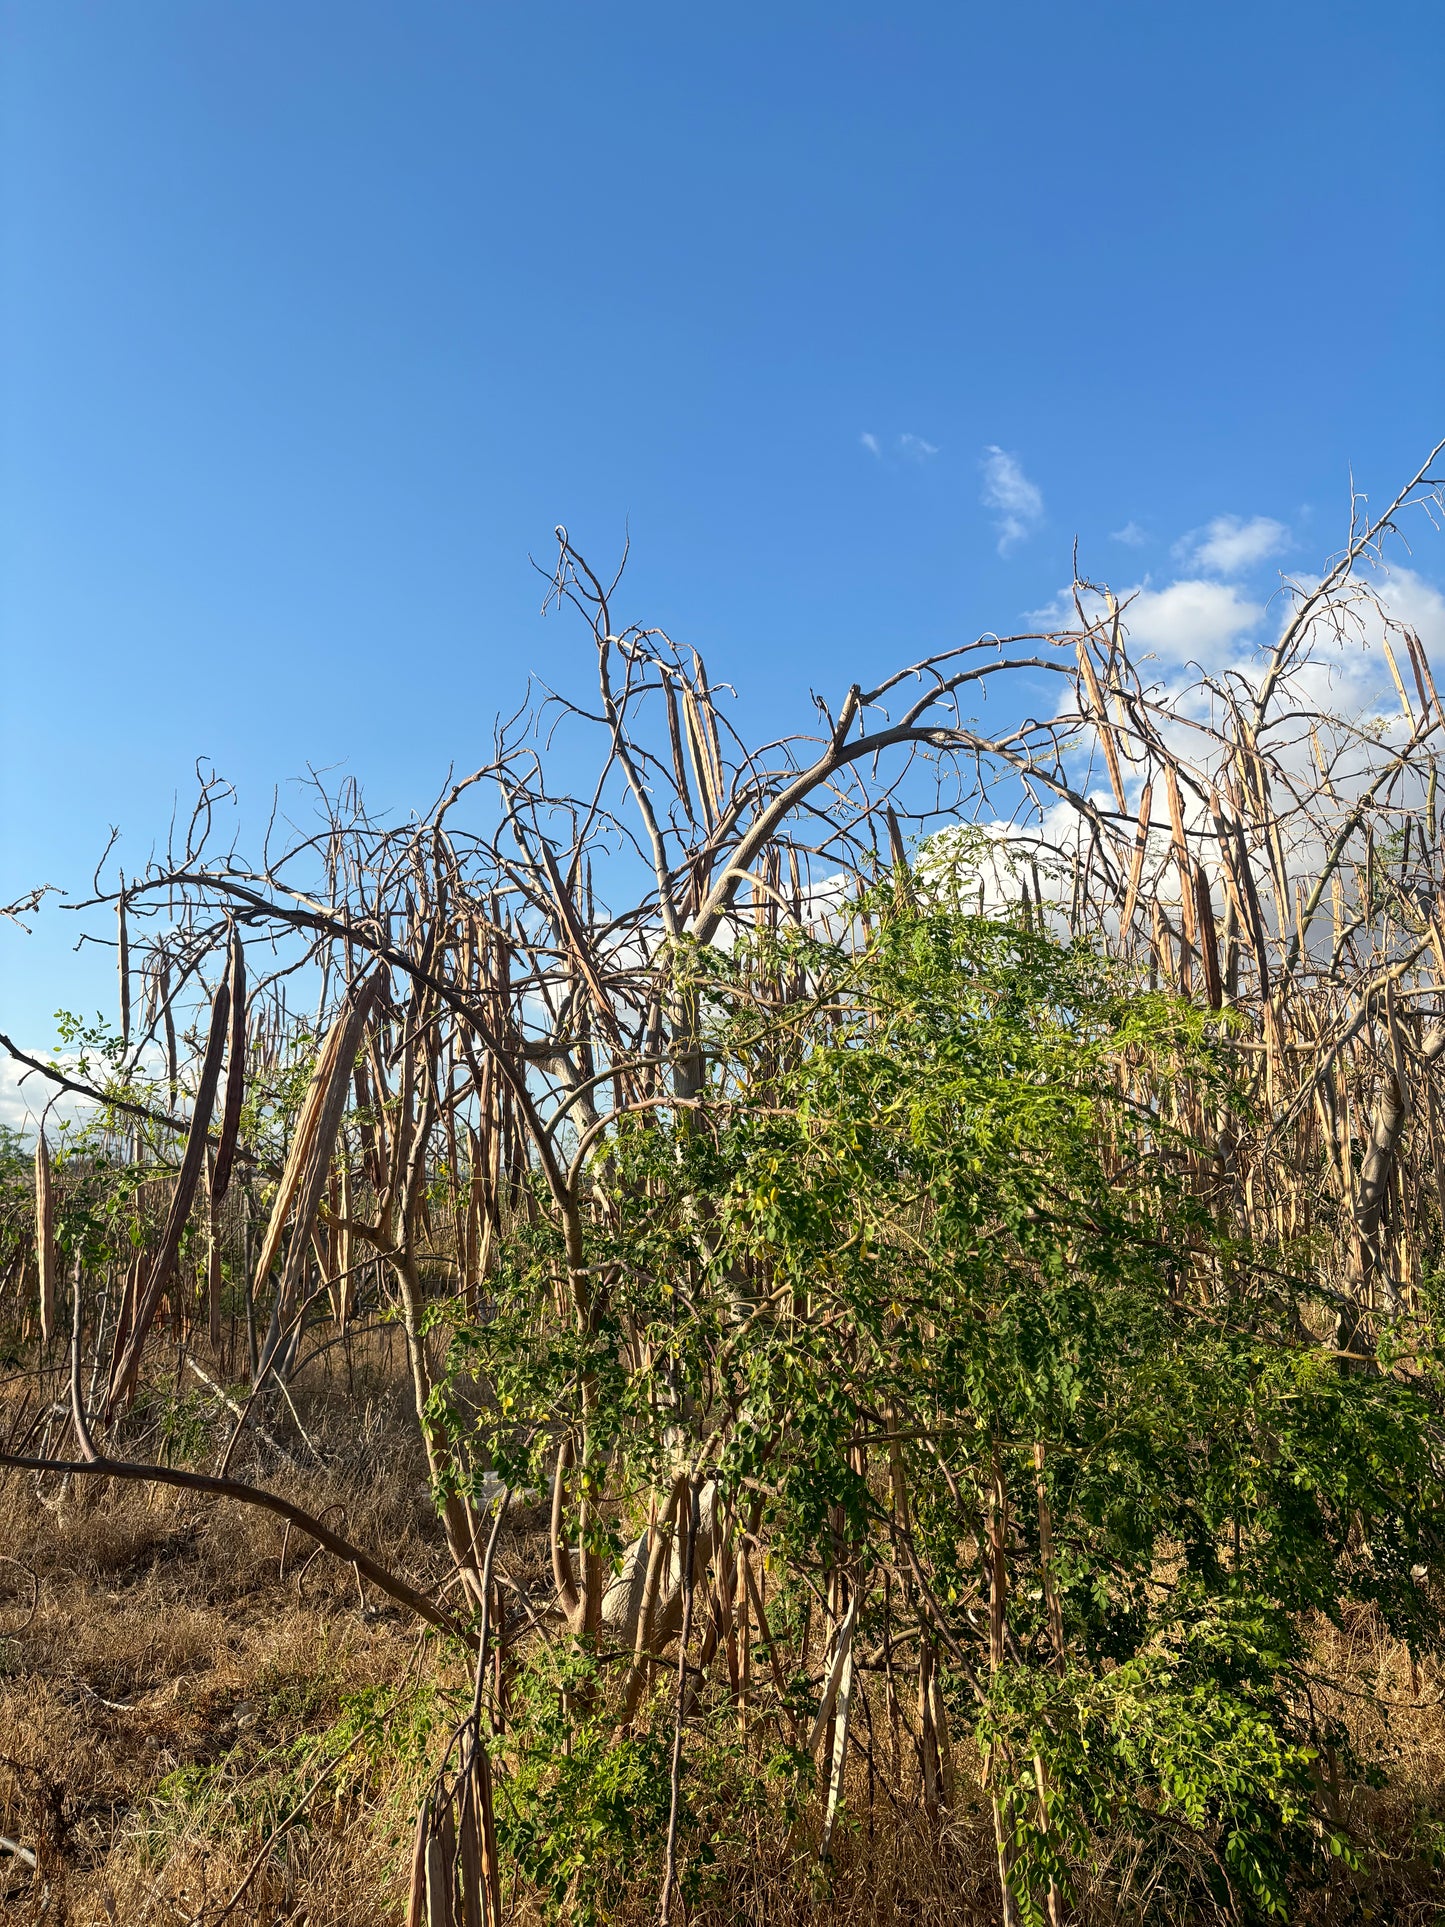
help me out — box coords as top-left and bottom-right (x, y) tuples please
(0, 1450), (469, 1644)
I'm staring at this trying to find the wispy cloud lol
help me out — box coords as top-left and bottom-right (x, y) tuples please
(1110, 520), (1148, 548)
(1180, 514), (1289, 575)
(980, 445), (1043, 555)
(860, 431), (940, 464)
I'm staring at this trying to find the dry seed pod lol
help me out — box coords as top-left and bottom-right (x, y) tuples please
(662, 674), (695, 824)
(1076, 638), (1127, 813)
(35, 1128), (56, 1345)
(253, 965), (388, 1361)
(681, 685), (718, 828)
(117, 886), (131, 1049)
(1194, 863), (1223, 1012)
(106, 973), (231, 1416)
(210, 923), (247, 1205)
(1119, 781), (1154, 938)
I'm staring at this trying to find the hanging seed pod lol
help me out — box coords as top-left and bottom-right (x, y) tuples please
(405, 1795), (433, 1927)
(206, 1152), (223, 1351)
(1163, 766), (1198, 955)
(662, 674), (695, 825)
(1076, 638), (1127, 814)
(253, 965), (387, 1361)
(160, 959), (178, 1102)
(682, 685), (718, 829)
(210, 924), (248, 1206)
(1193, 863), (1223, 1012)
(1120, 781), (1154, 939)
(117, 884), (131, 1049)
(35, 1127), (57, 1345)
(1382, 636), (1416, 727)
(106, 973), (231, 1417)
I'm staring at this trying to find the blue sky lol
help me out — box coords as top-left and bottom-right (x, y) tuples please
(2, 0), (1443, 1052)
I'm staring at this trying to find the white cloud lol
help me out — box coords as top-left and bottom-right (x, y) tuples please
(897, 433), (939, 461)
(1031, 562), (1442, 695)
(1111, 521), (1148, 547)
(1123, 578), (1264, 668)
(1027, 576), (1265, 675)
(859, 432), (881, 457)
(1374, 563), (1445, 645)
(981, 446), (1044, 555)
(0, 1053), (98, 1140)
(970, 529), (1445, 949)
(1182, 514), (1290, 575)
(1277, 565), (1445, 734)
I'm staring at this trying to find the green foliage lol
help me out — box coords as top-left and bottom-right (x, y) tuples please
(979, 1612), (1327, 1921)
(496, 1649), (680, 1925)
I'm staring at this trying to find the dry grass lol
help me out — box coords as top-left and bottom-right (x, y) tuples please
(0, 1334), (459, 1926)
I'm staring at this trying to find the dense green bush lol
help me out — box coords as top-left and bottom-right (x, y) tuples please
(442, 899), (1445, 1921)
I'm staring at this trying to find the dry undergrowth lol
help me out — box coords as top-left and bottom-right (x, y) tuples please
(3, 1335), (1444, 1925)
(0, 1335), (451, 1926)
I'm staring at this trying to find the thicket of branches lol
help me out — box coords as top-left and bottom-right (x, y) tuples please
(4, 445), (1445, 1924)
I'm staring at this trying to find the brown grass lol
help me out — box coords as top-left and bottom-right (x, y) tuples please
(0, 1334), (456, 1926)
